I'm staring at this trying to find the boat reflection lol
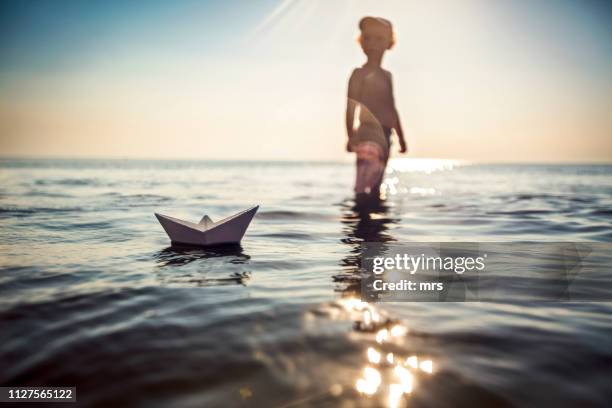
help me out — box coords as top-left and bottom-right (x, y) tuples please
(154, 244), (250, 267)
(153, 244), (251, 287)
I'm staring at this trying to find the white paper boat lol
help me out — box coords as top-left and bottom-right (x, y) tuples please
(155, 206), (258, 247)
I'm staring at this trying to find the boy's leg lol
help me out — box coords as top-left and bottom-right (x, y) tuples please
(372, 137), (392, 196)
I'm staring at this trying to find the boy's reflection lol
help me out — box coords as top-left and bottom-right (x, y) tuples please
(336, 195), (398, 296)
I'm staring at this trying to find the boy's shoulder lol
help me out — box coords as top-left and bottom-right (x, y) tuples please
(348, 67), (365, 87)
(351, 66), (392, 78)
(350, 67), (364, 77)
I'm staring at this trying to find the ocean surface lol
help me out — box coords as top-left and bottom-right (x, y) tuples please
(1, 158), (612, 407)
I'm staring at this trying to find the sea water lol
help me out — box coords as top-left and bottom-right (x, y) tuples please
(1, 158), (611, 406)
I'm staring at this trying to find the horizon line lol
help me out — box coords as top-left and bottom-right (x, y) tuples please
(1, 155), (611, 166)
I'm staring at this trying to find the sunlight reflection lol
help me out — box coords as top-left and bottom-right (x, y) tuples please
(363, 309), (372, 326)
(338, 297), (368, 312)
(419, 360), (434, 374)
(356, 366), (382, 395)
(393, 365), (414, 393)
(390, 324), (408, 337)
(381, 176), (399, 196)
(388, 383), (404, 408)
(388, 158), (466, 174)
(376, 328), (389, 344)
(333, 296), (435, 406)
(369, 212), (387, 220)
(406, 355), (418, 369)
(367, 347), (381, 364)
(409, 186), (436, 196)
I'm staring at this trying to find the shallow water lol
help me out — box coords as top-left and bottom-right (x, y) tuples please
(1, 158), (611, 407)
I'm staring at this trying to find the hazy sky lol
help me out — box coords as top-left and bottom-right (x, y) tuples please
(1, 0), (611, 162)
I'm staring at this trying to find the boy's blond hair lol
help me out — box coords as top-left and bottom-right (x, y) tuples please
(357, 16), (395, 50)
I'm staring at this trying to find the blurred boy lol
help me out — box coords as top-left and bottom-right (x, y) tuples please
(346, 17), (407, 197)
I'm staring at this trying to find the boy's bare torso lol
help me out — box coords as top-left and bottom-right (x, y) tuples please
(348, 66), (396, 129)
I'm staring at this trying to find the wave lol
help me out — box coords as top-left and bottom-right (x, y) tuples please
(35, 178), (99, 186)
(0, 206), (83, 217)
(257, 210), (332, 221)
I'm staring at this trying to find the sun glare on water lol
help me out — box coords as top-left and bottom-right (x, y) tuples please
(388, 158), (466, 174)
(339, 296), (435, 407)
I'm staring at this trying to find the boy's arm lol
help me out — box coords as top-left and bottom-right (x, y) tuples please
(346, 99), (356, 140)
(394, 108), (407, 153)
(388, 72), (408, 153)
(346, 70), (360, 151)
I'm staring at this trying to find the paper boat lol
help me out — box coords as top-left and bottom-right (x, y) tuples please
(155, 206), (258, 247)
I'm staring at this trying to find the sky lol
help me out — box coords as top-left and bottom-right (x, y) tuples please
(1, 0), (611, 162)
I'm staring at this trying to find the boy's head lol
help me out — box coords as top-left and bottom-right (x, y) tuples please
(358, 17), (395, 57)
